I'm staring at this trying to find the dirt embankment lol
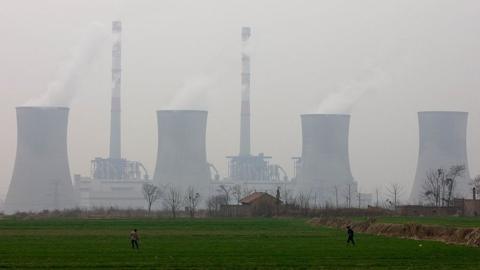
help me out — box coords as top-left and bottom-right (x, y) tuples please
(309, 217), (480, 247)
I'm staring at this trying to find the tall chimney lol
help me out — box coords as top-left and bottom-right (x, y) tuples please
(109, 21), (122, 159)
(239, 26), (251, 156)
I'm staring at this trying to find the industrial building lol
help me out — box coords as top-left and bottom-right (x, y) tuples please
(74, 21), (149, 209)
(5, 21), (478, 214)
(219, 27), (289, 193)
(74, 173), (147, 209)
(409, 111), (471, 203)
(4, 107), (77, 213)
(294, 114), (358, 206)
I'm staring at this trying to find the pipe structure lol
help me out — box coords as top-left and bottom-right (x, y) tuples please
(409, 111), (471, 203)
(239, 26), (251, 156)
(5, 107), (76, 213)
(109, 21), (122, 159)
(153, 110), (211, 194)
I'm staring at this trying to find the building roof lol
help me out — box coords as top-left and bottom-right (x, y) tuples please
(240, 192), (279, 205)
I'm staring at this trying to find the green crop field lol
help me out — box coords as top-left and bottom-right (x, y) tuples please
(0, 217), (479, 269)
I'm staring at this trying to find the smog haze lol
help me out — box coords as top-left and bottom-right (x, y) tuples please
(1, 0), (480, 201)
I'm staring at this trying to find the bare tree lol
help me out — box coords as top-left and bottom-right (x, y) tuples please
(217, 185), (232, 205)
(206, 194), (228, 216)
(142, 183), (162, 215)
(375, 187), (381, 208)
(184, 186), (201, 218)
(231, 184), (243, 205)
(275, 187), (281, 215)
(296, 191), (311, 215)
(334, 186), (339, 208)
(445, 165), (465, 205)
(311, 192), (319, 209)
(357, 190), (361, 208)
(422, 165), (466, 206)
(281, 188), (294, 205)
(240, 184), (251, 197)
(344, 184), (353, 208)
(163, 186), (182, 218)
(422, 169), (443, 206)
(385, 183), (404, 210)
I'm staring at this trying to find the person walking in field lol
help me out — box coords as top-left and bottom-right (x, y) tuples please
(346, 226), (355, 246)
(130, 229), (140, 249)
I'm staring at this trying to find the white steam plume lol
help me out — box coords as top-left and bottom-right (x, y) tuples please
(317, 67), (389, 114)
(166, 75), (215, 110)
(25, 23), (108, 107)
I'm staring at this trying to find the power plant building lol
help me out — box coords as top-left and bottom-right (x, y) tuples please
(223, 26), (289, 187)
(12, 22), (478, 213)
(409, 111), (471, 203)
(74, 21), (149, 209)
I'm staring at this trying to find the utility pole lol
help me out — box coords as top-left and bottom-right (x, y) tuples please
(358, 192), (361, 208)
(50, 179), (60, 210)
(348, 184), (351, 208)
(335, 186), (338, 209)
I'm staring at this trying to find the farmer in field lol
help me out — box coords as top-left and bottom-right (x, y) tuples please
(346, 226), (355, 246)
(130, 229), (140, 249)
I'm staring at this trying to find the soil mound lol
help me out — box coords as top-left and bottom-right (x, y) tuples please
(308, 217), (480, 247)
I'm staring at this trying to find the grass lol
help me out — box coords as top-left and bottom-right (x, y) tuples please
(1, 217), (480, 269)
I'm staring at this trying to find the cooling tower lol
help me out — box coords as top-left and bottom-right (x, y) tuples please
(5, 107), (76, 213)
(153, 110), (211, 194)
(409, 111), (471, 203)
(298, 114), (355, 194)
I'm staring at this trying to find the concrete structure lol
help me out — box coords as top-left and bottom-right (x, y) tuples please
(296, 114), (357, 204)
(409, 111), (471, 203)
(398, 205), (461, 216)
(73, 21), (150, 209)
(240, 26), (251, 156)
(457, 199), (480, 216)
(109, 20), (122, 159)
(74, 175), (147, 209)
(153, 110), (211, 195)
(226, 26), (289, 185)
(5, 107), (76, 213)
(399, 198), (480, 216)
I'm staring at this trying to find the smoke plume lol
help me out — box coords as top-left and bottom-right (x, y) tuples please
(317, 67), (389, 114)
(25, 23), (108, 107)
(166, 75), (214, 110)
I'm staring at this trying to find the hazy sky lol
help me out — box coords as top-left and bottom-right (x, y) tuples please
(1, 0), (480, 201)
